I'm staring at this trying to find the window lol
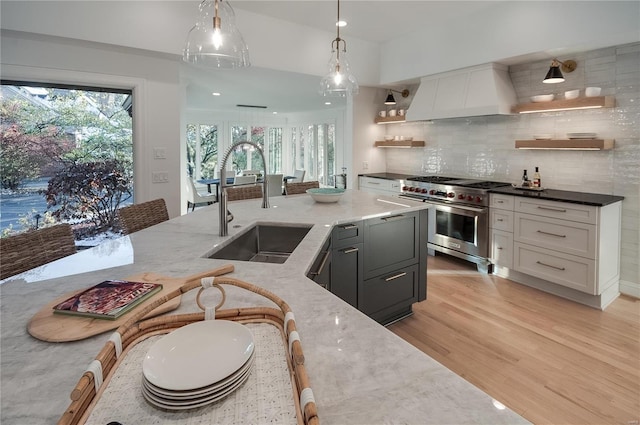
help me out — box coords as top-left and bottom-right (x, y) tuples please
(290, 123), (335, 185)
(186, 124), (218, 179)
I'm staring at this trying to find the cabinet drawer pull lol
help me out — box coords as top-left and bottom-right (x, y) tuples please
(342, 247), (359, 254)
(496, 247), (503, 250)
(536, 261), (566, 271)
(536, 230), (566, 238)
(496, 200), (504, 204)
(496, 218), (504, 222)
(384, 272), (407, 282)
(339, 224), (357, 230)
(309, 250), (331, 276)
(381, 214), (405, 222)
(368, 181), (381, 185)
(537, 206), (567, 213)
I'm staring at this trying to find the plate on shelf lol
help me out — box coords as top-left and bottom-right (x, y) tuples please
(533, 134), (552, 140)
(567, 132), (597, 139)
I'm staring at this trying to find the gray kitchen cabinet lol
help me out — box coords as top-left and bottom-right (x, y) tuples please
(331, 242), (363, 308)
(310, 210), (428, 324)
(307, 236), (331, 290)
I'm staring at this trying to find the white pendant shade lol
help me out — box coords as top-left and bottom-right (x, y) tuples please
(183, 0), (250, 69)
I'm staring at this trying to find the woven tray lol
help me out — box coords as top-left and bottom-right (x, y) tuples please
(59, 265), (319, 425)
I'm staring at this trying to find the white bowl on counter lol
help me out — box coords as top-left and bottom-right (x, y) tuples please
(531, 94), (555, 102)
(306, 188), (345, 203)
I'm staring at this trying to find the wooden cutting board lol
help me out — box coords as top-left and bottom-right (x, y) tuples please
(28, 272), (186, 342)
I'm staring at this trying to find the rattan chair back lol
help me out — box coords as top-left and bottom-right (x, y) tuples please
(117, 198), (169, 235)
(284, 181), (320, 195)
(0, 223), (76, 279)
(226, 185), (264, 201)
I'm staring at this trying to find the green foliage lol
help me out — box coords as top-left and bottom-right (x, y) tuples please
(45, 160), (132, 231)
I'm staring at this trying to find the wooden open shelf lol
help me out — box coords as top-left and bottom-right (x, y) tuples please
(374, 140), (425, 148)
(515, 139), (614, 150)
(512, 96), (615, 114)
(374, 116), (406, 124)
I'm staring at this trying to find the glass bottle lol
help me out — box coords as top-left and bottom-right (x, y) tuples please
(533, 167), (541, 188)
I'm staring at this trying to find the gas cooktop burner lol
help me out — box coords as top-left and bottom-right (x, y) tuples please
(400, 176), (511, 206)
(407, 176), (458, 183)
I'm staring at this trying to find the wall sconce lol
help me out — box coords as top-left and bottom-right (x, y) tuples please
(384, 89), (410, 105)
(543, 59), (577, 84)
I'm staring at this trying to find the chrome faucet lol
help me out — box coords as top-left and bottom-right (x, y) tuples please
(218, 141), (269, 236)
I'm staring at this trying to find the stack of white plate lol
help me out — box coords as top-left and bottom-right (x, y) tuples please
(567, 132), (597, 139)
(141, 320), (255, 410)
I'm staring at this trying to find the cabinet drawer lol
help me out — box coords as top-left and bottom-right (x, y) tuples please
(491, 229), (513, 269)
(330, 243), (362, 308)
(332, 221), (363, 248)
(490, 194), (514, 211)
(513, 242), (596, 294)
(363, 211), (419, 279)
(515, 213), (596, 259)
(490, 209), (514, 232)
(514, 198), (598, 224)
(360, 264), (419, 318)
(359, 177), (401, 195)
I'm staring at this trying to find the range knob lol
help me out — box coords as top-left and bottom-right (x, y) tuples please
(447, 192), (455, 198)
(402, 186), (408, 191)
(458, 194), (465, 200)
(429, 189), (435, 195)
(421, 188), (428, 193)
(467, 195), (474, 201)
(476, 196), (482, 203)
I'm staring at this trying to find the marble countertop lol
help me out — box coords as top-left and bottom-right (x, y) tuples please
(489, 186), (624, 206)
(0, 190), (529, 424)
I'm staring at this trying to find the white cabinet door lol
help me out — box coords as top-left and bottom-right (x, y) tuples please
(491, 229), (513, 269)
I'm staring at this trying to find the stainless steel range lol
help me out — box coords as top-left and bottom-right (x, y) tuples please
(398, 176), (510, 272)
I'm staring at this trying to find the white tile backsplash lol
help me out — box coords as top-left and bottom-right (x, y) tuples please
(384, 41), (640, 291)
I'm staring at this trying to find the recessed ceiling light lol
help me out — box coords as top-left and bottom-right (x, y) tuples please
(325, 101), (332, 105)
(336, 20), (347, 27)
(272, 111), (278, 114)
(212, 92), (221, 96)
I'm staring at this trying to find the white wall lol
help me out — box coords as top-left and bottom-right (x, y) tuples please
(1, 31), (183, 218)
(375, 43), (640, 295)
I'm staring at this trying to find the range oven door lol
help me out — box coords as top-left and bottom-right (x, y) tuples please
(426, 202), (489, 260)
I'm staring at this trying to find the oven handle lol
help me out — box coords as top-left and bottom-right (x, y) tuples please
(424, 201), (486, 214)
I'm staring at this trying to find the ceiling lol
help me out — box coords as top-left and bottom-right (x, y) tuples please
(184, 1), (503, 113)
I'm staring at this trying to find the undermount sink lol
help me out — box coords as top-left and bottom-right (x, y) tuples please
(206, 223), (312, 264)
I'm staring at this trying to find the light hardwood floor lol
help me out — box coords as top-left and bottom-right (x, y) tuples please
(388, 254), (640, 425)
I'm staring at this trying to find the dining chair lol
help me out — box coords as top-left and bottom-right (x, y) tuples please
(284, 180), (320, 195)
(117, 198), (169, 235)
(266, 174), (284, 197)
(186, 178), (216, 212)
(0, 223), (76, 279)
(241, 169), (262, 177)
(225, 185), (264, 201)
(233, 175), (257, 186)
(292, 169), (306, 183)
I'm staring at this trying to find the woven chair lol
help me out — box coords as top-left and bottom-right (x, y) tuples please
(0, 223), (76, 279)
(117, 198), (169, 235)
(284, 181), (320, 195)
(226, 185), (264, 201)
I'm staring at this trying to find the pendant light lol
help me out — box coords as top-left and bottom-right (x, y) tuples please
(543, 59), (577, 84)
(319, 0), (359, 97)
(384, 89), (410, 105)
(183, 0), (250, 69)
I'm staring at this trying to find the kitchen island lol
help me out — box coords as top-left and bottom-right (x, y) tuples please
(0, 190), (529, 424)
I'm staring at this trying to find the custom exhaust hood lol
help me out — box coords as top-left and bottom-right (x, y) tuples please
(405, 63), (516, 121)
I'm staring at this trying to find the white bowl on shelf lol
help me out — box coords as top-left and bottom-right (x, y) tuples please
(531, 94), (555, 103)
(585, 87), (601, 97)
(533, 134), (553, 140)
(564, 90), (579, 99)
(306, 188), (345, 203)
(384, 135), (394, 141)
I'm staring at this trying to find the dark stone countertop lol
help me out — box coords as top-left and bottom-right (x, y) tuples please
(489, 186), (624, 206)
(358, 172), (414, 180)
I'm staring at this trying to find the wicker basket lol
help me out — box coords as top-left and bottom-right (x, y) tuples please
(59, 265), (319, 425)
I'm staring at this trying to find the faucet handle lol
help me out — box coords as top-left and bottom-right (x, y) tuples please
(226, 209), (234, 223)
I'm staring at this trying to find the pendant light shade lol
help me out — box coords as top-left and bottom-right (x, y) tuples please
(183, 0), (250, 69)
(543, 59), (577, 84)
(319, 0), (359, 97)
(384, 91), (396, 105)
